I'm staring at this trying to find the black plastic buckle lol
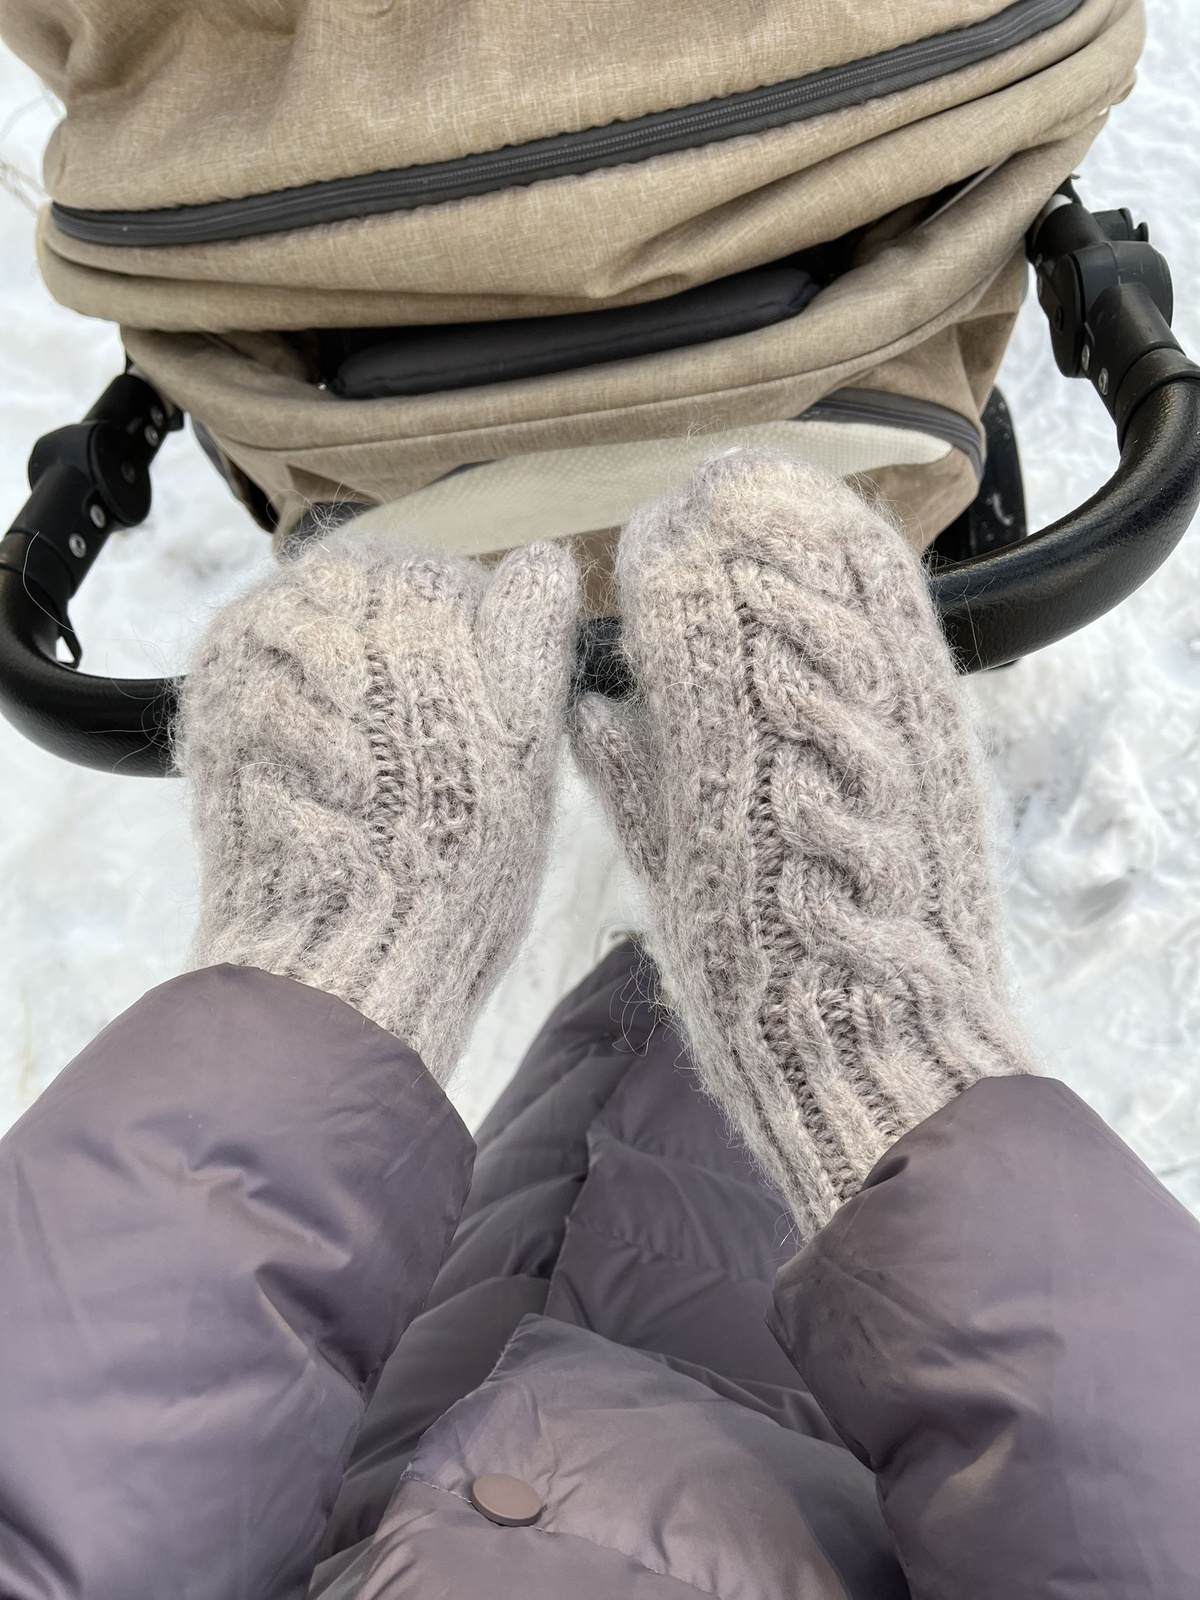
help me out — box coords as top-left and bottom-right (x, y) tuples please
(1030, 182), (1200, 443)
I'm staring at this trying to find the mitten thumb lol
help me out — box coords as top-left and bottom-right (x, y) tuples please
(476, 541), (580, 751)
(571, 691), (666, 882)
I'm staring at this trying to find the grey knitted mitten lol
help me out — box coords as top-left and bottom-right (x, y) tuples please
(179, 529), (579, 1083)
(574, 451), (1034, 1236)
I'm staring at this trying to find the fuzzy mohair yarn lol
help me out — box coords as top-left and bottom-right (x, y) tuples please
(574, 450), (1035, 1236)
(179, 528), (579, 1084)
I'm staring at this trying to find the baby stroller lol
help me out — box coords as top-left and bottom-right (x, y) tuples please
(0, 0), (1197, 775)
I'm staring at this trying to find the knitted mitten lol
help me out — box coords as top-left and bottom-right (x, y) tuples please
(179, 529), (579, 1084)
(573, 451), (1034, 1236)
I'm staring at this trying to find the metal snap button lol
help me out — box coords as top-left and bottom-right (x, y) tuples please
(469, 1473), (543, 1527)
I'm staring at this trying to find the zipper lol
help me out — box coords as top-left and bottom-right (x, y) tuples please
(51, 0), (1082, 249)
(803, 389), (984, 477)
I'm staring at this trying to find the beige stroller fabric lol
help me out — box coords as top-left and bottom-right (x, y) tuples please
(0, 0), (1144, 546)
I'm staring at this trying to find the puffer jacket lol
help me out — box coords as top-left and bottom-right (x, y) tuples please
(0, 940), (1197, 1599)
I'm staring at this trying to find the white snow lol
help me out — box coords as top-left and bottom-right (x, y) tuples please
(3, 7), (1200, 1205)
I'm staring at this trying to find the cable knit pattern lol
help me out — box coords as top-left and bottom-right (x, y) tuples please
(178, 527), (579, 1083)
(574, 451), (1034, 1235)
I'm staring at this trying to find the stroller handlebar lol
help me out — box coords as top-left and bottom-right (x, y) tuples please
(927, 184), (1200, 672)
(4, 194), (1200, 774)
(928, 378), (1200, 673)
(0, 373), (182, 775)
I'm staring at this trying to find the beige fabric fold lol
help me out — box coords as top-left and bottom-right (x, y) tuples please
(2, 0), (1128, 212)
(35, 0), (1139, 330)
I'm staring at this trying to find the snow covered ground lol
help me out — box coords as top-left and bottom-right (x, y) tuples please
(3, 8), (1200, 1207)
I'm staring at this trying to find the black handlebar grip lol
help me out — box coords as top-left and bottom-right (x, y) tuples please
(0, 372), (181, 774)
(0, 559), (179, 775)
(929, 381), (1200, 670)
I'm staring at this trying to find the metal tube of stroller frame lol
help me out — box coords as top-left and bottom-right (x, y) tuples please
(2, 188), (1200, 775)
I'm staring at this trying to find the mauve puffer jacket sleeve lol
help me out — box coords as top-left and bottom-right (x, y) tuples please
(0, 963), (474, 1600)
(770, 1074), (1200, 1599)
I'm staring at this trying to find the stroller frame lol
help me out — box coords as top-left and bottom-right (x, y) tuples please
(1, 182), (1198, 776)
